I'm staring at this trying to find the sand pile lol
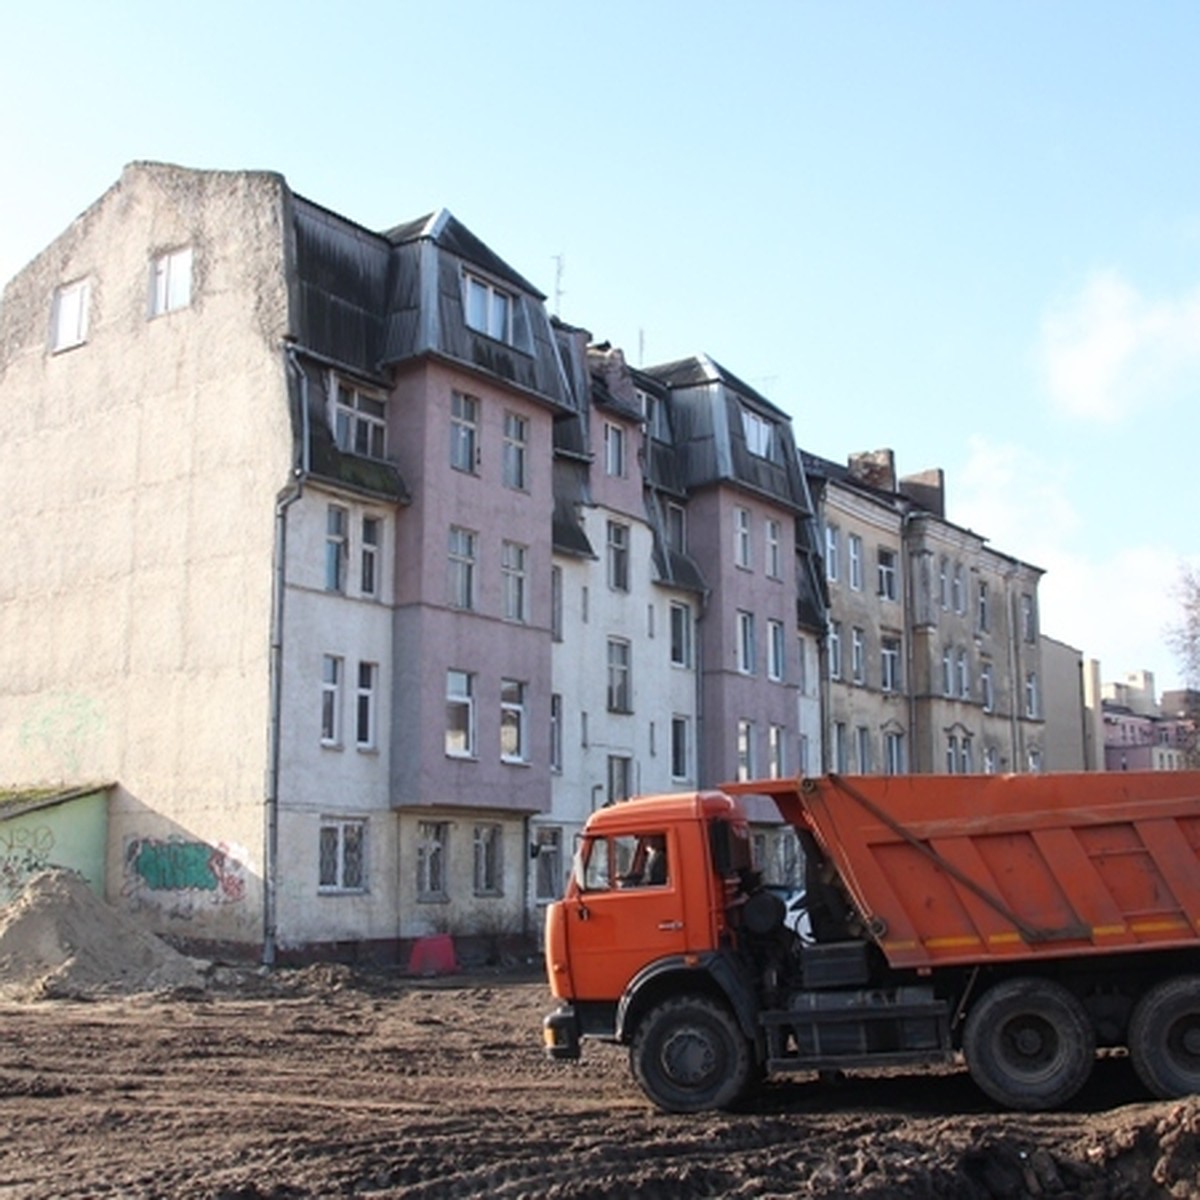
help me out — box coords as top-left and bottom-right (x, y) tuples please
(0, 868), (205, 1000)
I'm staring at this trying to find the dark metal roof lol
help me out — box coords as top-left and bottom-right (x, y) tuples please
(644, 354), (791, 420)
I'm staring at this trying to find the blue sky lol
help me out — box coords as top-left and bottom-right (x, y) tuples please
(3, 1), (1196, 692)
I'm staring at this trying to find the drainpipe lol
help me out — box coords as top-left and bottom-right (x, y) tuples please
(264, 342), (309, 967)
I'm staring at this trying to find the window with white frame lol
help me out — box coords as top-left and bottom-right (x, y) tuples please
(150, 247), (192, 316)
(450, 391), (479, 473)
(884, 730), (905, 775)
(856, 726), (871, 773)
(768, 619), (785, 682)
(765, 518), (782, 579)
(877, 548), (898, 601)
(828, 621), (843, 681)
(960, 736), (974, 774)
(535, 826), (563, 902)
(939, 557), (949, 609)
(848, 534), (863, 591)
(952, 563), (965, 614)
(606, 520), (629, 591)
(325, 505), (348, 592)
(736, 719), (755, 781)
(607, 754), (632, 802)
(741, 408), (774, 458)
(464, 272), (513, 342)
(51, 278), (90, 351)
(335, 380), (387, 459)
(502, 411), (528, 490)
(447, 526), (476, 610)
(361, 516), (381, 597)
(981, 664), (994, 712)
(446, 669), (475, 757)
(946, 734), (959, 774)
(825, 524), (839, 581)
(769, 724), (786, 779)
(355, 662), (377, 749)
(737, 611), (756, 675)
(319, 817), (365, 892)
(881, 636), (901, 693)
(1028, 747), (1043, 772)
(1025, 671), (1040, 718)
(320, 655), (342, 745)
(735, 507), (752, 569)
(501, 540), (528, 623)
(977, 580), (990, 633)
(607, 638), (632, 712)
(417, 821), (448, 899)
(983, 745), (998, 774)
(956, 648), (970, 699)
(604, 422), (627, 477)
(500, 678), (528, 762)
(669, 601), (693, 668)
(671, 715), (690, 780)
(851, 626), (865, 684)
(473, 823), (503, 895)
(941, 647), (954, 697)
(550, 693), (563, 772)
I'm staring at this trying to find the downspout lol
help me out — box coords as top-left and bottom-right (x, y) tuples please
(264, 341), (310, 967)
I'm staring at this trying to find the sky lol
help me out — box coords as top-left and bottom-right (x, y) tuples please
(2, 1), (1196, 693)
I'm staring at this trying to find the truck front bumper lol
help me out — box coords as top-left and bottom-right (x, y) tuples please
(543, 1005), (581, 1060)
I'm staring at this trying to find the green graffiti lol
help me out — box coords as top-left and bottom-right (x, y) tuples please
(128, 839), (218, 892)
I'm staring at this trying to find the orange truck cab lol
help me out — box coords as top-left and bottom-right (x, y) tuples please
(544, 771), (1200, 1114)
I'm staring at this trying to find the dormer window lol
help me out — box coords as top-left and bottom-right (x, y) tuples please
(334, 379), (386, 459)
(741, 407), (776, 460)
(464, 271), (513, 343)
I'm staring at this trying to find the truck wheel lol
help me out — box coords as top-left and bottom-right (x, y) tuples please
(1129, 976), (1200, 1099)
(630, 996), (751, 1113)
(963, 978), (1094, 1110)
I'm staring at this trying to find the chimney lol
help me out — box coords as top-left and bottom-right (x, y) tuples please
(847, 449), (897, 493)
(899, 468), (946, 518)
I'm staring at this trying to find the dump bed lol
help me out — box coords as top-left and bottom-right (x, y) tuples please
(733, 772), (1200, 971)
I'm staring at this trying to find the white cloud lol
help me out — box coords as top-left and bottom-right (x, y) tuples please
(1037, 270), (1200, 423)
(953, 437), (1186, 691)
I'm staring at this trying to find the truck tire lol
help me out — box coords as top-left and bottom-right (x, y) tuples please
(630, 996), (751, 1113)
(1129, 976), (1200, 1099)
(963, 978), (1094, 1110)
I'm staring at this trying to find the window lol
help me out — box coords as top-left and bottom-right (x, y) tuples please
(884, 731), (905, 775)
(877, 549), (898, 601)
(550, 693), (563, 772)
(501, 540), (528, 623)
(848, 534), (863, 591)
(856, 726), (871, 774)
(981, 664), (994, 712)
(669, 602), (693, 668)
(977, 581), (989, 633)
(355, 662), (377, 748)
(798, 733), (811, 775)
(742, 408), (774, 458)
(881, 637), (901, 693)
(335, 381), (386, 459)
(797, 635), (809, 694)
(1025, 671), (1040, 718)
(320, 655), (342, 745)
(325, 505), (348, 592)
(606, 521), (629, 591)
(735, 507), (752, 569)
(361, 516), (381, 597)
(956, 649), (970, 699)
(946, 734), (959, 774)
(765, 519), (782, 579)
(534, 826), (563, 902)
(670, 716), (690, 780)
(607, 638), (632, 712)
(51, 278), (90, 351)
(666, 503), (686, 553)
(450, 391), (479, 472)
(150, 247), (192, 315)
(768, 725), (786, 779)
(502, 411), (528, 490)
(983, 746), (999, 774)
(500, 678), (527, 762)
(851, 626), (865, 684)
(473, 823), (503, 895)
(941, 647), (954, 697)
(825, 524), (839, 582)
(833, 721), (848, 772)
(604, 422), (627, 477)
(447, 526), (476, 610)
(445, 670), (475, 757)
(1021, 594), (1038, 642)
(607, 755), (632, 803)
(952, 563), (965, 614)
(551, 566), (563, 642)
(736, 719), (755, 781)
(417, 822), (448, 899)
(939, 557), (949, 609)
(768, 619), (785, 682)
(960, 737), (974, 774)
(736, 611), (756, 675)
(464, 272), (512, 342)
(828, 621), (843, 681)
(319, 818), (365, 892)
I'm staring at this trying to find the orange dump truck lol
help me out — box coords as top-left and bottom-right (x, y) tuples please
(543, 771), (1200, 1112)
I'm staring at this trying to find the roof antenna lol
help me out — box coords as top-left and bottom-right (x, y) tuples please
(552, 253), (565, 317)
(639, 327), (645, 366)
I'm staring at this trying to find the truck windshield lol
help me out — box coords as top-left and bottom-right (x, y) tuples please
(578, 834), (670, 891)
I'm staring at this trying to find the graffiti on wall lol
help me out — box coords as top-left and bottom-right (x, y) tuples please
(19, 693), (106, 774)
(123, 836), (247, 919)
(0, 825), (55, 901)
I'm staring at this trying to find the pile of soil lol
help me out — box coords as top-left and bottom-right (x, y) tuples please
(0, 868), (204, 999)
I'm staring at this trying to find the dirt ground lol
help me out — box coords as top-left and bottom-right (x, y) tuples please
(1, 963), (1199, 1200)
(1, 873), (1199, 1199)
